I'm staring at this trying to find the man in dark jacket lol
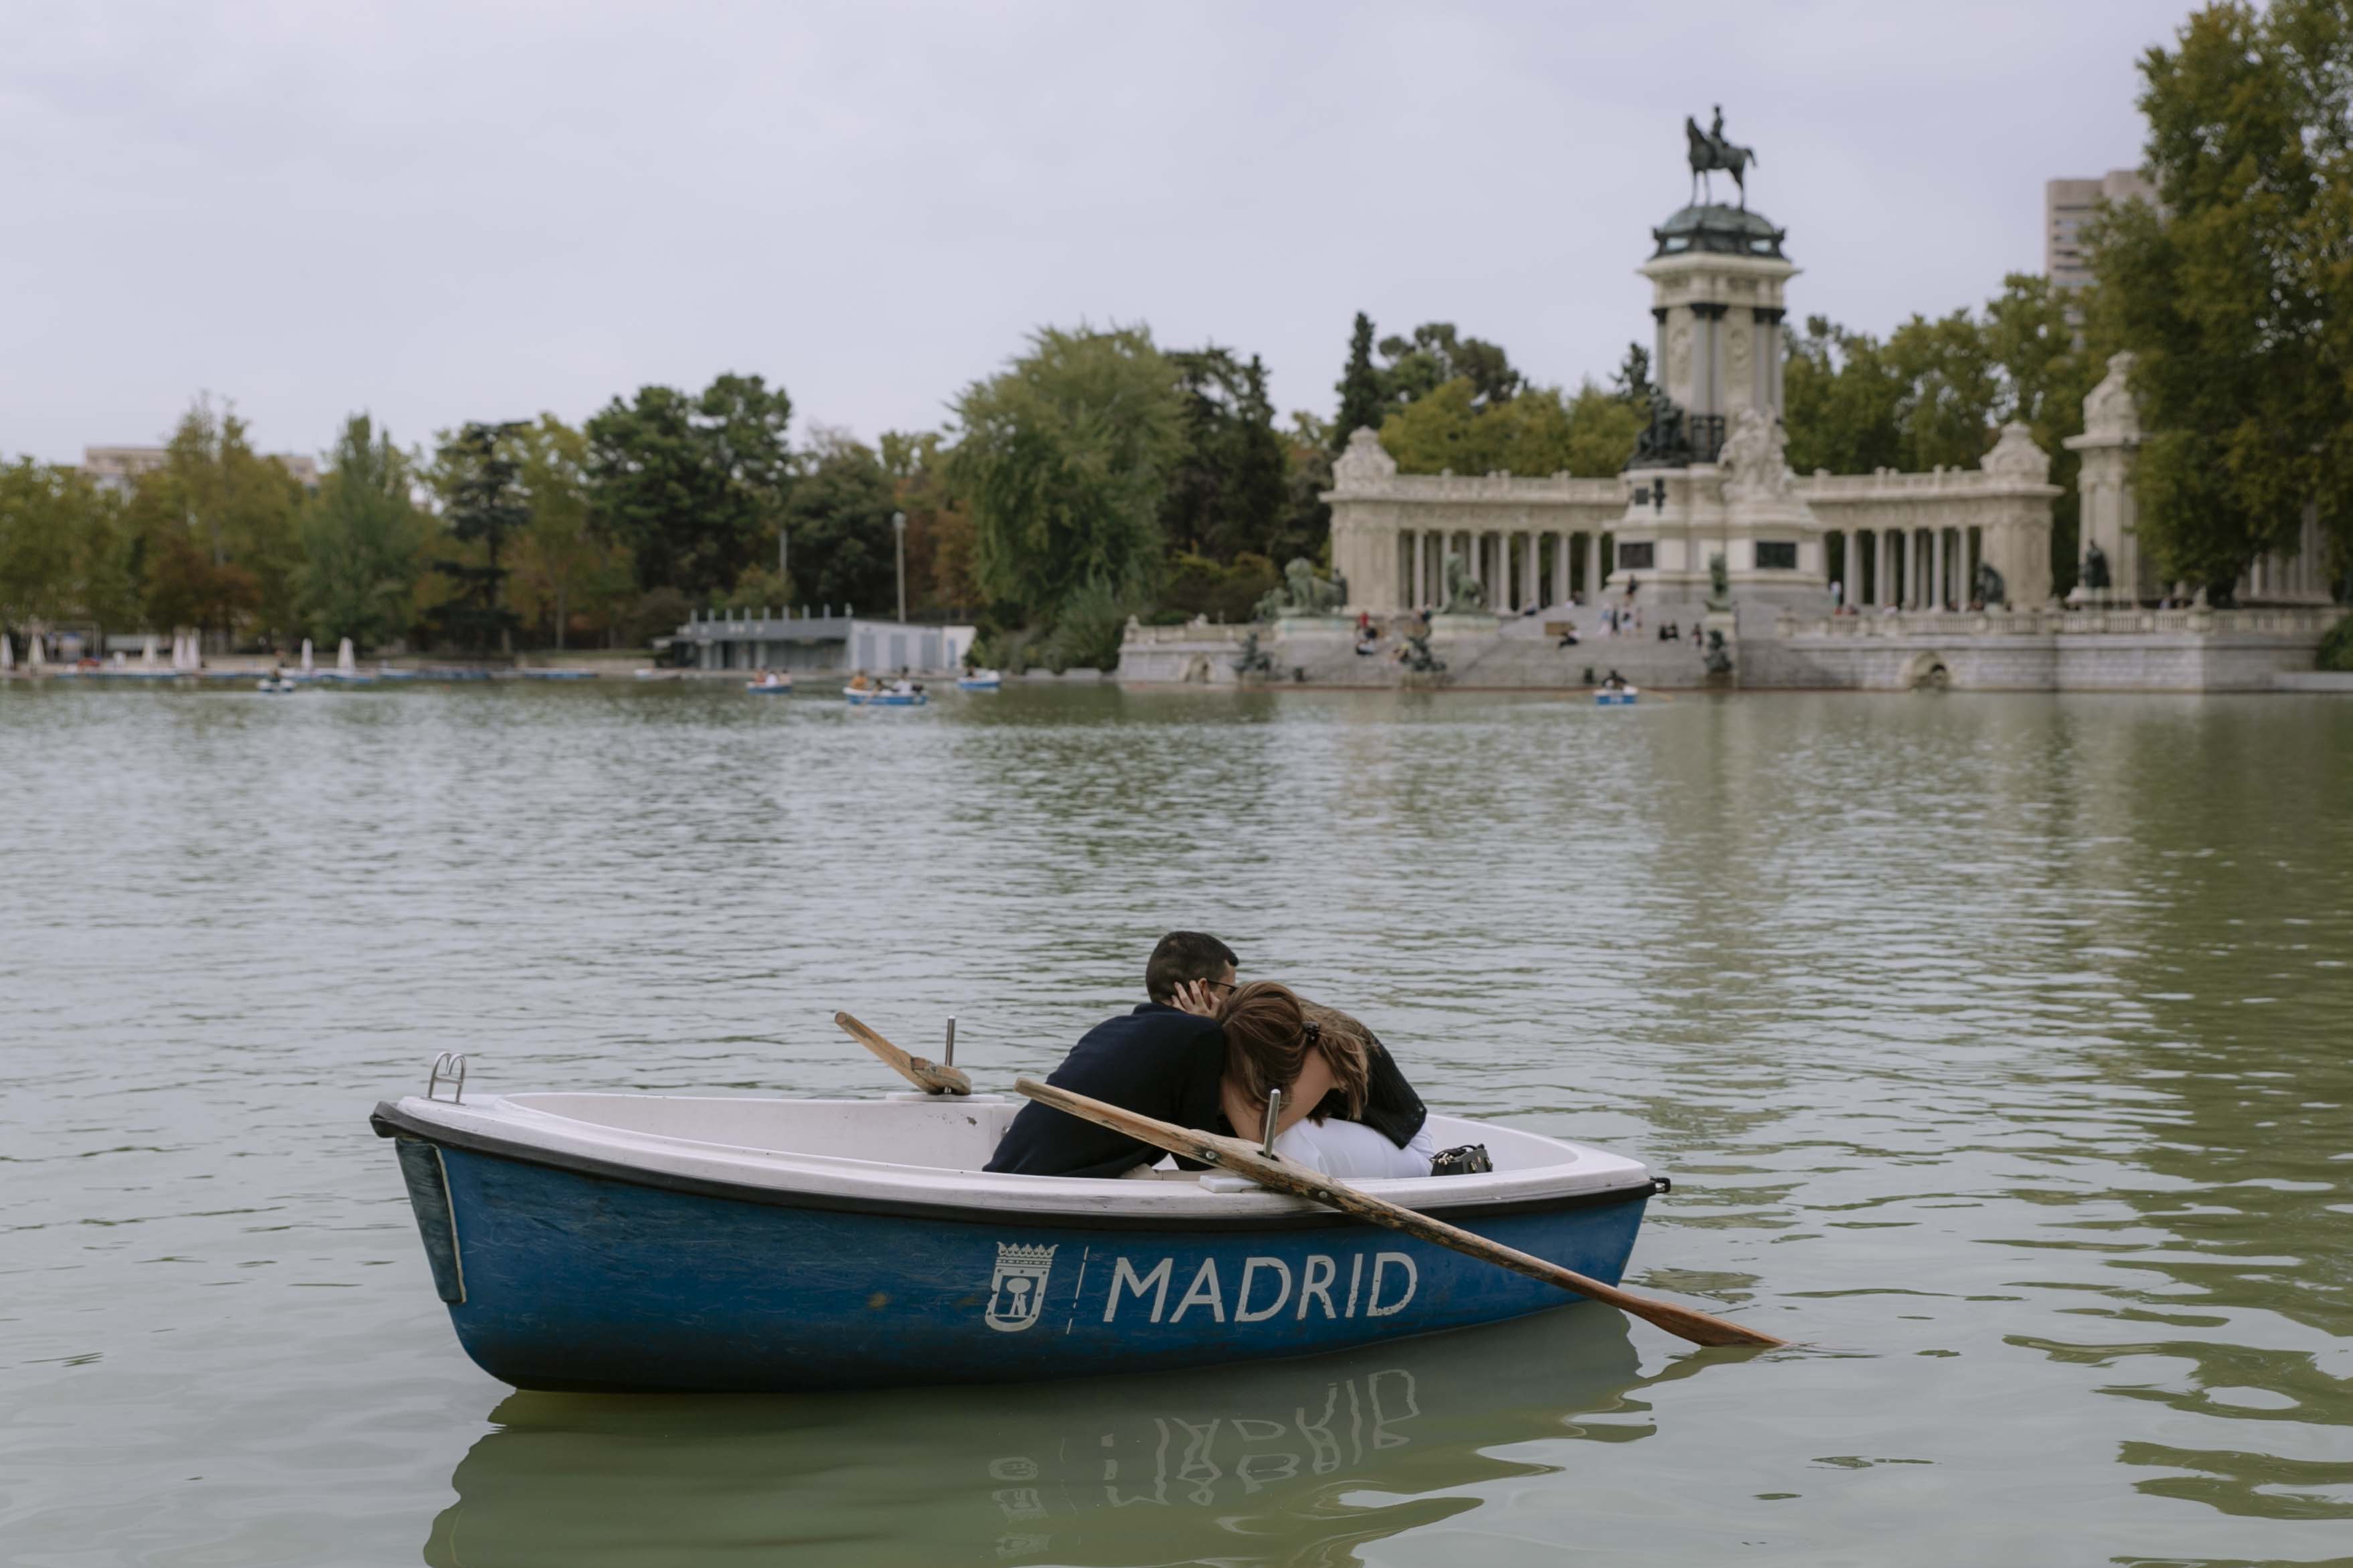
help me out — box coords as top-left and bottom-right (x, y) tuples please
(984, 932), (1236, 1178)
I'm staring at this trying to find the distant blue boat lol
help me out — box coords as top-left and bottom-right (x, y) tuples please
(744, 678), (794, 695)
(957, 669), (1003, 691)
(844, 687), (926, 707)
(371, 1088), (1666, 1392)
(522, 669), (598, 681)
(1595, 687), (1639, 707)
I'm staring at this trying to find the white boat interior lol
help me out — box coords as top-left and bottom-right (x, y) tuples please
(386, 1092), (1656, 1222)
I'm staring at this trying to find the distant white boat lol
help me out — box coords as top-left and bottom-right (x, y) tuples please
(957, 669), (1003, 691)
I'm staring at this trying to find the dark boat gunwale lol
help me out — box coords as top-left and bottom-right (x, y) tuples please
(371, 1100), (1668, 1234)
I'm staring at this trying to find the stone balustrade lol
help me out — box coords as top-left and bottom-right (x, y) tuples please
(1777, 606), (2343, 640)
(1124, 621), (1254, 645)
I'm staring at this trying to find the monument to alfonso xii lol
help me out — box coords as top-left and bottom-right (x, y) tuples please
(1120, 112), (2337, 692)
(1323, 108), (2061, 624)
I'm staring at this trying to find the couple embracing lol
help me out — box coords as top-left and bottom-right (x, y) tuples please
(986, 932), (1439, 1181)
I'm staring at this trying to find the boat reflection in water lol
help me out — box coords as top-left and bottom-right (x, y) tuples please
(428, 1308), (1675, 1567)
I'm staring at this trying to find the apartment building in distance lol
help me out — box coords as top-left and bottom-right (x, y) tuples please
(2044, 169), (2157, 288)
(82, 445), (321, 495)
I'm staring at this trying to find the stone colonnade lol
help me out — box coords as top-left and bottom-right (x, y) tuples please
(1389, 526), (1615, 613)
(1816, 525), (1990, 610)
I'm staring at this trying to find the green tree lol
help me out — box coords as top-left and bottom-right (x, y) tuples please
(1275, 412), (1333, 568)
(880, 428), (978, 615)
(1783, 318), (1912, 476)
(1378, 379), (1642, 478)
(1161, 347), (1287, 561)
(1985, 272), (2103, 592)
(586, 373), (794, 598)
(2089, 0), (2352, 600)
(783, 428), (899, 614)
(1153, 550), (1282, 624)
(949, 323), (1183, 626)
(1332, 312), (1386, 448)
(505, 416), (633, 648)
(0, 460), (136, 636)
(428, 421), (529, 651)
(1378, 323), (1521, 408)
(124, 399), (305, 645)
(296, 415), (426, 651)
(1883, 311), (2002, 470)
(1785, 312), (2003, 472)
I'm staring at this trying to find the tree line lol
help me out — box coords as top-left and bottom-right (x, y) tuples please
(3, 0), (2343, 665)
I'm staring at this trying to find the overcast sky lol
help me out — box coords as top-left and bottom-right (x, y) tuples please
(3, 1), (2194, 467)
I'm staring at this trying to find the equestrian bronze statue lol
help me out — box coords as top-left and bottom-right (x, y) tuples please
(1686, 104), (1759, 208)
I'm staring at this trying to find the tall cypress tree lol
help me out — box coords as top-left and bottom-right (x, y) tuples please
(1332, 312), (1386, 450)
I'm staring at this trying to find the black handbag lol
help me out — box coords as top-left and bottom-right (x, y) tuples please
(1429, 1142), (1493, 1177)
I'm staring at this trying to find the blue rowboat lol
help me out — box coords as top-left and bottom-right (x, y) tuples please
(957, 669), (1003, 691)
(1595, 687), (1639, 707)
(744, 679), (794, 695)
(370, 1089), (1667, 1392)
(844, 687), (926, 707)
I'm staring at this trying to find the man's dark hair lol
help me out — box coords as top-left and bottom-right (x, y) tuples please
(1145, 931), (1237, 1004)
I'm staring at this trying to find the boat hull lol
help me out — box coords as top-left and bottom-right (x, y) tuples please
(398, 1138), (1651, 1392)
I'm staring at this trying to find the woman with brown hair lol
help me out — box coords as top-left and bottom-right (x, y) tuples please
(1215, 981), (1438, 1179)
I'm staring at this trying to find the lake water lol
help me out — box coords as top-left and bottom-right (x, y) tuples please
(4, 681), (2350, 1567)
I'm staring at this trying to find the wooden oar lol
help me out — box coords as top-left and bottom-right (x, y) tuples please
(836, 1011), (971, 1096)
(1013, 1075), (1785, 1350)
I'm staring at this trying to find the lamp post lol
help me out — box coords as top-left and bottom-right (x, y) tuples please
(892, 511), (907, 624)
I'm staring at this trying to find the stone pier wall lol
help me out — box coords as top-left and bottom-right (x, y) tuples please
(1763, 608), (2338, 691)
(1115, 607), (2344, 693)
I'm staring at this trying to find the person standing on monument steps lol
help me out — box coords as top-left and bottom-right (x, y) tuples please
(984, 932), (1238, 1179)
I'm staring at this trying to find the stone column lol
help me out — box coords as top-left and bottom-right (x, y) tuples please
(1525, 531), (1540, 610)
(1587, 531), (1603, 602)
(1554, 531), (1570, 606)
(1878, 529), (1894, 610)
(1930, 529), (1945, 611)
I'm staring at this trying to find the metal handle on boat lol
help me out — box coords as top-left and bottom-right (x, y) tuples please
(428, 1051), (467, 1104)
(1260, 1087), (1282, 1158)
(943, 1016), (955, 1068)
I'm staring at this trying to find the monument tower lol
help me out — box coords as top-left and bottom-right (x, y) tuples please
(1611, 109), (1827, 608)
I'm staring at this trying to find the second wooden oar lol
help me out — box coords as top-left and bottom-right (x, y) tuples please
(836, 1012), (970, 1096)
(1013, 1075), (1785, 1350)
